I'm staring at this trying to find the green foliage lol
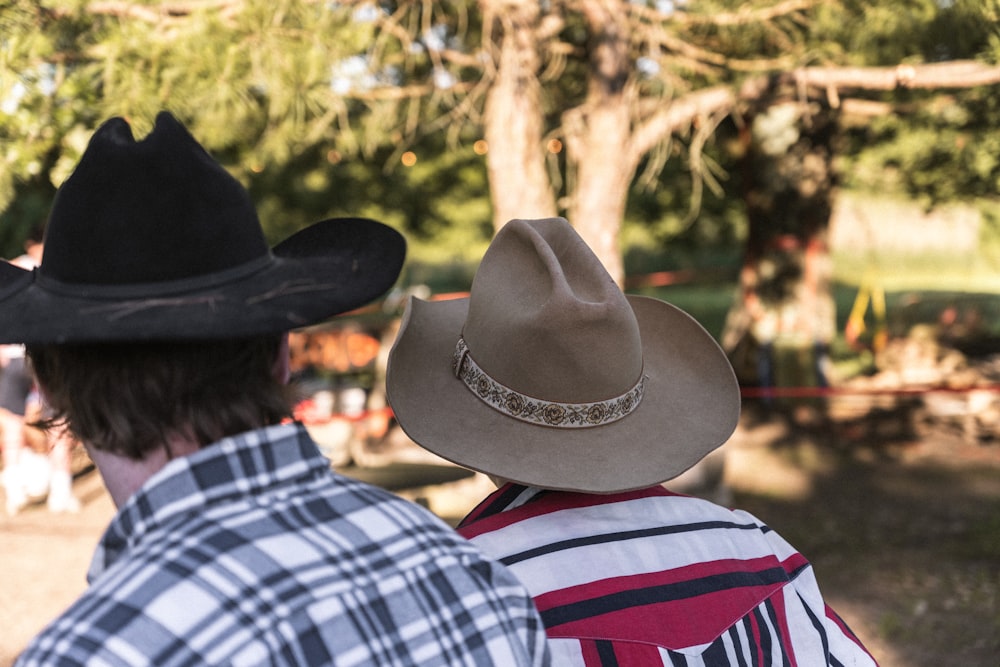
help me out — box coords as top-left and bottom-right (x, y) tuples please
(0, 0), (470, 257)
(978, 200), (1000, 272)
(842, 89), (1000, 205)
(246, 127), (493, 277)
(829, 0), (1000, 207)
(2, 0), (1000, 268)
(625, 118), (747, 257)
(813, 0), (998, 66)
(0, 0), (504, 254)
(0, 177), (54, 255)
(680, 0), (814, 67)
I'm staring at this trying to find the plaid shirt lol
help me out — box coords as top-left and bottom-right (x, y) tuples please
(458, 484), (877, 666)
(16, 423), (550, 666)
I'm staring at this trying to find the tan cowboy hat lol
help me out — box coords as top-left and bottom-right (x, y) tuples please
(386, 217), (740, 494)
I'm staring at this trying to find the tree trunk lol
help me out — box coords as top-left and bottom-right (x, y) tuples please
(722, 100), (839, 391)
(564, 105), (633, 287)
(563, 0), (636, 286)
(480, 0), (557, 232)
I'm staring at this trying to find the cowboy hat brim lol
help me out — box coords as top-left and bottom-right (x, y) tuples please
(386, 294), (741, 494)
(0, 217), (404, 344)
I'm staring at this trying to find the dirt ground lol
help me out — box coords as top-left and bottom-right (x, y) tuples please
(725, 400), (1000, 667)
(0, 460), (113, 666)
(1, 401), (998, 667)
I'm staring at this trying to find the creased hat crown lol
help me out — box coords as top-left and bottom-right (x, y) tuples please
(43, 112), (266, 285)
(463, 219), (643, 403)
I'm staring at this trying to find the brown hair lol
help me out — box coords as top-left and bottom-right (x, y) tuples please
(27, 336), (295, 459)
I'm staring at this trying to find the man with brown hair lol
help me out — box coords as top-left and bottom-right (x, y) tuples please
(1, 112), (549, 666)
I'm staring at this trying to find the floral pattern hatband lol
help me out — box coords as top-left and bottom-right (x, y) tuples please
(452, 336), (645, 428)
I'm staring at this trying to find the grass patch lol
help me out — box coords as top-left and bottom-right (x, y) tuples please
(627, 282), (737, 339)
(833, 251), (1000, 293)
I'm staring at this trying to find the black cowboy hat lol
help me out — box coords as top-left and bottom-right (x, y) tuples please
(0, 111), (405, 344)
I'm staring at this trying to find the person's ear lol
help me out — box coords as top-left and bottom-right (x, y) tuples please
(273, 333), (291, 385)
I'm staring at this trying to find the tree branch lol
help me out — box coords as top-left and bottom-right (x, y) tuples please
(63, 0), (244, 22)
(630, 85), (735, 160)
(631, 60), (1000, 161)
(347, 80), (478, 101)
(790, 60), (1000, 91)
(630, 0), (818, 26)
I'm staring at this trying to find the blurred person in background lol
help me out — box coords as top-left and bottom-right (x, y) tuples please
(387, 217), (878, 666)
(0, 112), (549, 667)
(1, 225), (80, 514)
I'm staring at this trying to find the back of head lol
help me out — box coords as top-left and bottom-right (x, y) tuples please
(29, 336), (292, 458)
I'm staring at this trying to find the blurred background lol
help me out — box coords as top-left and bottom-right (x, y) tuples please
(2, 1), (999, 665)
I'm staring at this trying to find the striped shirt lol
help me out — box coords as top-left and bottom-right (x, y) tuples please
(458, 483), (877, 666)
(16, 423), (550, 667)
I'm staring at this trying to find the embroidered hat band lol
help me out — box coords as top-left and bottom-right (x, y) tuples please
(452, 336), (645, 428)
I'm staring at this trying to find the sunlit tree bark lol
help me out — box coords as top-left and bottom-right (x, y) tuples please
(479, 0), (557, 226)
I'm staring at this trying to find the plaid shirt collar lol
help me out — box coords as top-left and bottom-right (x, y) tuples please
(88, 421), (326, 582)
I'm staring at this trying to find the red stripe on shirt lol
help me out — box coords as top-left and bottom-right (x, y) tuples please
(535, 557), (790, 648)
(458, 484), (678, 539)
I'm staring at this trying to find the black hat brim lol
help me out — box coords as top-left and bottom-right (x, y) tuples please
(0, 217), (404, 344)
